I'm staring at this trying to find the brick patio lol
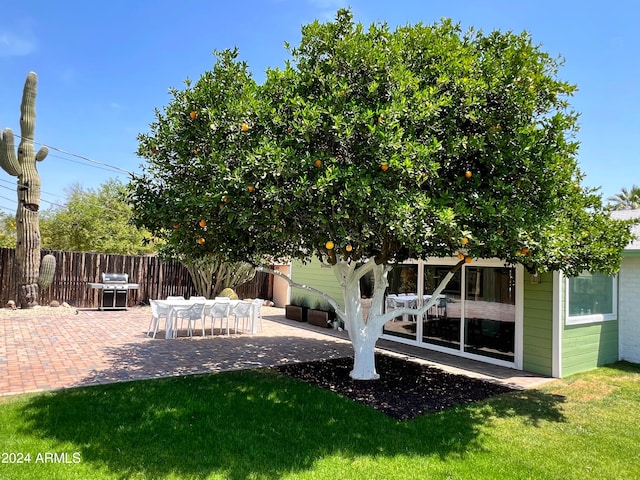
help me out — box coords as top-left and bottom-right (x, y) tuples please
(0, 305), (552, 397)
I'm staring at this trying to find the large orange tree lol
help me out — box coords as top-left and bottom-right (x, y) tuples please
(130, 10), (633, 379)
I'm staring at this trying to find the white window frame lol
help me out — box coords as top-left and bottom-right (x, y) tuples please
(565, 273), (617, 325)
(380, 257), (523, 369)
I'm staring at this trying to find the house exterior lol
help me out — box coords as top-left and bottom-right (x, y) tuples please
(613, 209), (640, 364)
(281, 210), (640, 378)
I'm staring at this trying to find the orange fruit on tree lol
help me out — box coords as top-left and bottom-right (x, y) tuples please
(197, 237), (205, 245)
(457, 253), (465, 260)
(325, 241), (335, 250)
(464, 256), (473, 263)
(520, 247), (530, 255)
(381, 163), (389, 171)
(247, 185), (255, 192)
(241, 123), (250, 131)
(314, 159), (323, 168)
(345, 244), (353, 252)
(465, 170), (472, 179)
(222, 195), (231, 203)
(173, 223), (180, 229)
(461, 237), (469, 245)
(199, 219), (207, 228)
(190, 111), (197, 119)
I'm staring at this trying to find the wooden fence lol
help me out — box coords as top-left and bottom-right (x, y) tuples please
(0, 248), (271, 309)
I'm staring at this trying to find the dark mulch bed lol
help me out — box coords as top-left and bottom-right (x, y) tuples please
(272, 353), (516, 421)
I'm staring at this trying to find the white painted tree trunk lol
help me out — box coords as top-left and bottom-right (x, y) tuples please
(333, 259), (388, 380)
(333, 258), (461, 380)
(258, 258), (461, 381)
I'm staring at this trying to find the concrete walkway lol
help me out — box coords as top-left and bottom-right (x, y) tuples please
(0, 306), (554, 397)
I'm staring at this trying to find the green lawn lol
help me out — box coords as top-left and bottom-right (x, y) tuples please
(0, 362), (639, 480)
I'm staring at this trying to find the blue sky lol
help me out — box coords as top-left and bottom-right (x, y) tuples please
(0, 0), (638, 213)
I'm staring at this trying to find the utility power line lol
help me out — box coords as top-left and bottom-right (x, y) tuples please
(12, 133), (135, 175)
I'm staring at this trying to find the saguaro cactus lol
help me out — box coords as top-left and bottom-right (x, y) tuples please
(0, 72), (51, 308)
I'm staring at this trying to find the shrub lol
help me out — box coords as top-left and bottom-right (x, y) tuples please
(218, 287), (239, 300)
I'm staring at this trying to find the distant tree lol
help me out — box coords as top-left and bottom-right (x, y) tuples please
(40, 179), (156, 255)
(607, 185), (640, 210)
(0, 212), (16, 248)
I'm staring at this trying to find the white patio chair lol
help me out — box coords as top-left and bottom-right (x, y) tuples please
(231, 301), (253, 334)
(385, 295), (401, 321)
(204, 299), (231, 335)
(147, 299), (170, 338)
(166, 295), (185, 301)
(190, 296), (207, 301)
(174, 302), (206, 338)
(424, 295), (446, 318)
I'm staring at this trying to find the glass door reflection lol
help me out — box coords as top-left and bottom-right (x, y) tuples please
(422, 265), (461, 349)
(383, 264), (419, 341)
(463, 267), (515, 362)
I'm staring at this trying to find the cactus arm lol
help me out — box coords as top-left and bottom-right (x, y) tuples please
(35, 145), (49, 162)
(38, 254), (56, 290)
(0, 128), (21, 176)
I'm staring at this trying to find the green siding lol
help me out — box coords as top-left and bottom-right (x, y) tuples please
(290, 259), (344, 309)
(559, 273), (619, 377)
(562, 321), (618, 377)
(522, 272), (554, 376)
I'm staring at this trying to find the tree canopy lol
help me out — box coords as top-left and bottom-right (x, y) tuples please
(0, 212), (16, 248)
(129, 9), (635, 379)
(130, 9), (632, 278)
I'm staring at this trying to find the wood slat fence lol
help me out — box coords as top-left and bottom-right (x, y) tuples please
(0, 248), (271, 309)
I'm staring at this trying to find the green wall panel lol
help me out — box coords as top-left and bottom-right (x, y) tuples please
(522, 272), (554, 376)
(562, 321), (618, 377)
(290, 259), (345, 309)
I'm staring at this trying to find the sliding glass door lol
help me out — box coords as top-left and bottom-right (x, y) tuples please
(462, 267), (515, 362)
(422, 265), (462, 350)
(382, 259), (518, 365)
(382, 264), (419, 341)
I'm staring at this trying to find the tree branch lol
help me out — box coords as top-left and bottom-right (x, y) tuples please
(370, 259), (465, 326)
(256, 265), (346, 319)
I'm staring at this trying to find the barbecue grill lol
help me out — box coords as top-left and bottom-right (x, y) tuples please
(88, 273), (140, 310)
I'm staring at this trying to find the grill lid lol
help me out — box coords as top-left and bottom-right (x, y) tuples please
(102, 272), (129, 284)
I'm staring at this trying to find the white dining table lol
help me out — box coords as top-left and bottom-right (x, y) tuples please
(387, 294), (445, 321)
(156, 298), (241, 339)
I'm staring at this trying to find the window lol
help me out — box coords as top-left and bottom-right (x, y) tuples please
(566, 272), (617, 325)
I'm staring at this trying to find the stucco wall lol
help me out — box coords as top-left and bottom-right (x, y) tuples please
(618, 255), (640, 363)
(272, 264), (291, 308)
